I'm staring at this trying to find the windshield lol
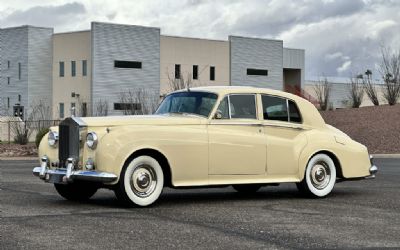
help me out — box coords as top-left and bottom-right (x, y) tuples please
(156, 91), (218, 117)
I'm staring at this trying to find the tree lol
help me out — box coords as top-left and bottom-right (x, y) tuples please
(379, 47), (400, 105)
(118, 88), (158, 115)
(167, 71), (193, 93)
(313, 77), (332, 111)
(348, 75), (364, 108)
(94, 99), (109, 117)
(362, 69), (379, 106)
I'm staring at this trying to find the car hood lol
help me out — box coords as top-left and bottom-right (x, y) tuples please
(77, 114), (207, 127)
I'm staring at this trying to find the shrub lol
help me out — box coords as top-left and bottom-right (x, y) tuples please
(35, 128), (49, 148)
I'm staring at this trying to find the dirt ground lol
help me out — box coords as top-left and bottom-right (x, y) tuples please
(321, 104), (400, 154)
(0, 143), (37, 157)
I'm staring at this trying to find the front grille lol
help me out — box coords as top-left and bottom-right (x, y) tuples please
(58, 118), (80, 168)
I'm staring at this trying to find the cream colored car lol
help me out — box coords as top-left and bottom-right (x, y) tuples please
(33, 86), (378, 206)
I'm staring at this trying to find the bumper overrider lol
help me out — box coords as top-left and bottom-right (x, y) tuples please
(368, 155), (378, 178)
(33, 156), (117, 184)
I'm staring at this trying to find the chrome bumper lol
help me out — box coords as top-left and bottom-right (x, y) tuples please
(33, 156), (117, 184)
(368, 155), (378, 178)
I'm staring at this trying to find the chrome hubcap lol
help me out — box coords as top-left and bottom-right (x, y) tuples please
(310, 162), (331, 190)
(130, 165), (157, 198)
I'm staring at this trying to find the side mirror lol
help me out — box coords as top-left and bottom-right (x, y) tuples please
(214, 110), (223, 119)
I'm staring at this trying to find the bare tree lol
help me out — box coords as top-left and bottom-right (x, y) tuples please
(167, 71), (193, 92)
(348, 75), (364, 108)
(362, 69), (379, 106)
(379, 47), (400, 105)
(118, 88), (158, 115)
(313, 77), (332, 111)
(94, 99), (109, 117)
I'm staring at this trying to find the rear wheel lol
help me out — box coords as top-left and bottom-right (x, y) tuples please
(233, 184), (261, 193)
(297, 153), (336, 197)
(114, 155), (164, 207)
(54, 183), (98, 201)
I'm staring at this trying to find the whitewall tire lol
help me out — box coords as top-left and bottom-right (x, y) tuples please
(297, 153), (336, 198)
(115, 155), (164, 207)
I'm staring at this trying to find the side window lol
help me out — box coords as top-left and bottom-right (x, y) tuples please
(262, 95), (288, 121)
(288, 100), (302, 123)
(229, 95), (257, 119)
(216, 96), (230, 119)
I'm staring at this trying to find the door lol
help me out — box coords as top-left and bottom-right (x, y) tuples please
(261, 95), (307, 176)
(208, 94), (267, 175)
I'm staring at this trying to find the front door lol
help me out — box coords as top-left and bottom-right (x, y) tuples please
(208, 94), (267, 175)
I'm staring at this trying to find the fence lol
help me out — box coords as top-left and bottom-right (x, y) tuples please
(0, 119), (60, 143)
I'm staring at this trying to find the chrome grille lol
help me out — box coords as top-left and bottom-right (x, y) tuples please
(58, 118), (80, 168)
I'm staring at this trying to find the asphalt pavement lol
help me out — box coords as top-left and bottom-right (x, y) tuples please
(0, 158), (399, 249)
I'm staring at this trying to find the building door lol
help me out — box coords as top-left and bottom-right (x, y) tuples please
(13, 106), (24, 120)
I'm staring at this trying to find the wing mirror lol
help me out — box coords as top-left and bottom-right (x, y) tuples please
(214, 110), (223, 119)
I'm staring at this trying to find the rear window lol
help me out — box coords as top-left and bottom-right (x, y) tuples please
(262, 95), (302, 123)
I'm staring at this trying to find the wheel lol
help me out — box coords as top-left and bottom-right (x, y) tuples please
(233, 184), (261, 193)
(114, 155), (164, 207)
(54, 182), (98, 201)
(297, 153), (336, 197)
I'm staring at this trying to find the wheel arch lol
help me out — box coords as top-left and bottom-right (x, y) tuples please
(122, 148), (173, 188)
(300, 150), (344, 181)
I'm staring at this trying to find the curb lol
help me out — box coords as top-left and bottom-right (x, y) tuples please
(372, 154), (400, 159)
(0, 156), (38, 161)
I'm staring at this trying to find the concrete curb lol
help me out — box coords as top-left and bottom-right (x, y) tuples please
(372, 154), (400, 158)
(0, 156), (38, 161)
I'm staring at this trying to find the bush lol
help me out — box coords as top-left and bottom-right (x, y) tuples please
(35, 128), (49, 148)
(14, 133), (29, 145)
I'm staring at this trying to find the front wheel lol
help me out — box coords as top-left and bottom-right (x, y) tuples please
(114, 155), (164, 207)
(297, 153), (336, 198)
(54, 183), (98, 201)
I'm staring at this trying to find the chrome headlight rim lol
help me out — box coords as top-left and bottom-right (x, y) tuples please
(48, 131), (58, 147)
(86, 132), (98, 149)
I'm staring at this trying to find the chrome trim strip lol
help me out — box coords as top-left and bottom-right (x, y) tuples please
(33, 167), (117, 184)
(72, 117), (87, 127)
(209, 122), (262, 126)
(262, 123), (304, 130)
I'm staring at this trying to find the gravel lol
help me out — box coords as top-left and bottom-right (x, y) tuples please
(321, 104), (400, 154)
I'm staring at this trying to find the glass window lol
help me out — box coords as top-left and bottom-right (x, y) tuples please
(59, 62), (64, 77)
(175, 64), (181, 79)
(7, 61), (10, 69)
(288, 100), (302, 123)
(156, 91), (217, 117)
(71, 61), (76, 77)
(114, 60), (142, 68)
(82, 60), (87, 76)
(59, 103), (64, 119)
(229, 95), (257, 119)
(210, 66), (215, 81)
(82, 102), (87, 117)
(7, 97), (10, 108)
(193, 65), (198, 80)
(18, 63), (21, 80)
(215, 97), (230, 119)
(247, 68), (268, 76)
(7, 77), (10, 85)
(18, 95), (21, 102)
(262, 95), (288, 122)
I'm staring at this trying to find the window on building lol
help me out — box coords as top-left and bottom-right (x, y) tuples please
(82, 60), (87, 76)
(7, 97), (10, 108)
(114, 103), (142, 111)
(59, 103), (64, 119)
(59, 62), (65, 77)
(261, 95), (288, 122)
(247, 68), (268, 76)
(18, 95), (21, 102)
(210, 66), (215, 81)
(175, 64), (181, 79)
(114, 60), (142, 69)
(71, 61), (76, 77)
(7, 61), (10, 69)
(7, 77), (10, 85)
(18, 63), (21, 80)
(193, 65), (198, 80)
(82, 102), (87, 117)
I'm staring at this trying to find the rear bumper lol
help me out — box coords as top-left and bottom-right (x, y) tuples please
(33, 156), (117, 184)
(367, 155), (378, 179)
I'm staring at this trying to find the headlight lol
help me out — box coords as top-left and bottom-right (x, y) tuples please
(86, 132), (98, 149)
(48, 131), (58, 147)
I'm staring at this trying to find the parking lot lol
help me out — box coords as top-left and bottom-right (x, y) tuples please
(0, 158), (399, 249)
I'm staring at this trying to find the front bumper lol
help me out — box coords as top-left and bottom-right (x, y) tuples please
(368, 155), (378, 178)
(33, 156), (117, 184)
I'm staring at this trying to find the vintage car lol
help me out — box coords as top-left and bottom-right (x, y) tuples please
(33, 86), (378, 206)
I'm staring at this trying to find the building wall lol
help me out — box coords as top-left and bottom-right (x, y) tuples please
(230, 36), (283, 90)
(0, 26), (29, 117)
(160, 36), (230, 95)
(283, 48), (305, 88)
(52, 31), (91, 118)
(91, 22), (160, 115)
(27, 26), (53, 116)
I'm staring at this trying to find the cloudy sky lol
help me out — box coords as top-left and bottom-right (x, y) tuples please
(1, 0), (399, 79)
